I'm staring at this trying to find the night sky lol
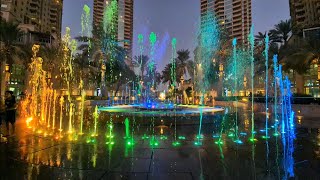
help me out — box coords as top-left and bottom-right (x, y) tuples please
(62, 0), (290, 70)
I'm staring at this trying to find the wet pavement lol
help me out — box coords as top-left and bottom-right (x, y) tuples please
(0, 109), (320, 180)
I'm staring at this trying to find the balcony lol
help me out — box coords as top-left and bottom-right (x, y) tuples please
(233, 25), (242, 32)
(29, 0), (40, 8)
(296, 14), (305, 22)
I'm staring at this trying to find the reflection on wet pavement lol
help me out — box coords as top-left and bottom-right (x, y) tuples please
(0, 109), (319, 180)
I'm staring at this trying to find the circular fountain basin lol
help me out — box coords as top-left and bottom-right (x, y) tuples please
(98, 104), (224, 116)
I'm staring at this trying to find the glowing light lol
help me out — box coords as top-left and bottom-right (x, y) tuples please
(106, 121), (115, 145)
(234, 139), (243, 144)
(93, 105), (99, 136)
(142, 134), (149, 139)
(196, 134), (204, 139)
(124, 118), (130, 139)
(126, 139), (134, 146)
(273, 132), (280, 137)
(160, 135), (167, 140)
(91, 133), (98, 137)
(249, 138), (258, 143)
(149, 136), (159, 147)
(26, 117), (33, 128)
(159, 92), (166, 101)
(172, 141), (181, 147)
(240, 132), (247, 136)
(59, 96), (64, 132)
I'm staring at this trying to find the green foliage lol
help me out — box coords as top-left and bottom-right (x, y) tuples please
(280, 37), (320, 74)
(133, 55), (149, 79)
(0, 19), (24, 66)
(269, 19), (292, 46)
(224, 49), (251, 91)
(161, 49), (194, 86)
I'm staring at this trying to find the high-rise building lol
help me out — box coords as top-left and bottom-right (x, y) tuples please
(93, 0), (134, 65)
(1, 0), (63, 96)
(1, 0), (63, 39)
(289, 0), (320, 31)
(200, 0), (252, 45)
(93, 0), (105, 27)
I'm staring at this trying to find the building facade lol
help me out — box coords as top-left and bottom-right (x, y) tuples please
(290, 0), (320, 31)
(288, 0), (320, 97)
(200, 0), (252, 45)
(93, 0), (134, 66)
(1, 0), (62, 96)
(1, 0), (63, 39)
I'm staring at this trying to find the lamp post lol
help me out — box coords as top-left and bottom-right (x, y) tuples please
(5, 64), (10, 92)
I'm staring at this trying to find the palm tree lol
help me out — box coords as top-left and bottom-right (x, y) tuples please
(75, 26), (130, 93)
(38, 45), (64, 89)
(270, 19), (292, 47)
(255, 31), (268, 45)
(133, 55), (149, 80)
(113, 59), (136, 96)
(176, 49), (194, 80)
(279, 37), (320, 94)
(0, 19), (24, 96)
(281, 38), (320, 74)
(161, 63), (175, 84)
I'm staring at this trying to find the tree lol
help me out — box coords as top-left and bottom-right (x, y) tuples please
(255, 31), (268, 45)
(161, 63), (175, 84)
(281, 38), (320, 74)
(270, 19), (292, 47)
(0, 19), (24, 96)
(176, 49), (194, 80)
(75, 22), (132, 94)
(162, 49), (195, 86)
(133, 55), (149, 81)
(112, 59), (136, 96)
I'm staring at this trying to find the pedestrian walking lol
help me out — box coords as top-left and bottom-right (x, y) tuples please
(5, 91), (16, 136)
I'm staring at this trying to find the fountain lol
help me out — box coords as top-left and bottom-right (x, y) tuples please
(193, 11), (221, 145)
(102, 0), (118, 84)
(28, 44), (45, 130)
(232, 38), (242, 144)
(79, 88), (86, 135)
(248, 26), (257, 143)
(15, 3), (301, 179)
(171, 38), (181, 147)
(137, 34), (144, 98)
(52, 90), (57, 130)
(273, 55), (280, 136)
(58, 96), (64, 132)
(264, 34), (270, 139)
(81, 4), (91, 51)
(124, 118), (134, 146)
(92, 105), (99, 137)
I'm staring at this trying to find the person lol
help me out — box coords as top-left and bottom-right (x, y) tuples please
(5, 91), (16, 136)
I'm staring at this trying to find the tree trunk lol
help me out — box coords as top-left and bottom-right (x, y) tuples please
(295, 73), (304, 94)
(0, 62), (7, 102)
(114, 80), (122, 97)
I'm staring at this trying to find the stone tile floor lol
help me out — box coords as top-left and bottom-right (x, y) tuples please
(0, 120), (319, 180)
